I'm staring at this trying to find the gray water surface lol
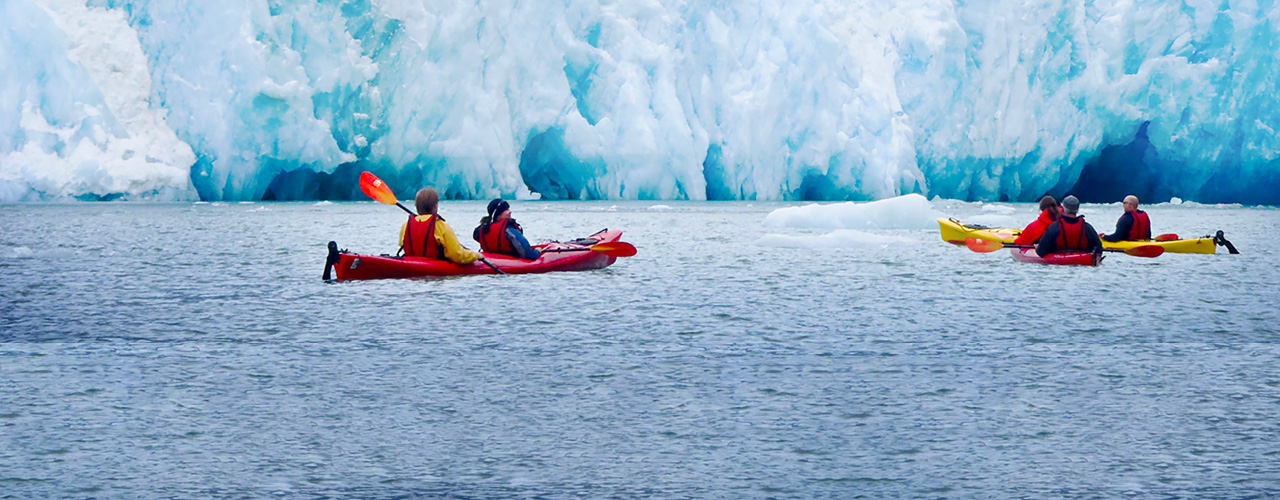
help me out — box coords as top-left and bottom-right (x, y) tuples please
(2, 201), (1278, 498)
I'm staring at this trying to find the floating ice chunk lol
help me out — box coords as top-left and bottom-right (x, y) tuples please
(981, 204), (1016, 214)
(1, 246), (78, 259)
(313, 200), (333, 206)
(648, 204), (672, 211)
(756, 230), (918, 249)
(1, 247), (35, 259)
(515, 185), (541, 201)
(1170, 197), (1183, 205)
(762, 194), (942, 230)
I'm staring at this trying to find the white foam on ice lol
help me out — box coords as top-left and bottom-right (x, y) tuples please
(762, 193), (941, 229)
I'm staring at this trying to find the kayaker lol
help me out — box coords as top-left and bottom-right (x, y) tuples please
(1013, 195), (1060, 245)
(1101, 195), (1152, 242)
(399, 187), (481, 264)
(473, 198), (541, 260)
(1035, 195), (1103, 257)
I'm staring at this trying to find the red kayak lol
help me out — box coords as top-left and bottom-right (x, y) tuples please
(1010, 248), (1102, 266)
(326, 229), (627, 280)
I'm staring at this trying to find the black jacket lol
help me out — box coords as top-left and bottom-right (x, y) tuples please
(1036, 214), (1103, 257)
(1102, 211), (1144, 242)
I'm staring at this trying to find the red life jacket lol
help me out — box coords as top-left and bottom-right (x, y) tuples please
(401, 215), (444, 259)
(1055, 216), (1088, 250)
(1014, 210), (1056, 245)
(478, 218), (522, 255)
(1128, 210), (1151, 240)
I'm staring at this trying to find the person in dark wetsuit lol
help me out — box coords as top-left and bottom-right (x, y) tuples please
(472, 199), (540, 260)
(1101, 195), (1152, 242)
(1036, 195), (1103, 257)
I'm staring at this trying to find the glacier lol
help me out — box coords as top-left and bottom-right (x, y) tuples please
(1, 0), (1277, 203)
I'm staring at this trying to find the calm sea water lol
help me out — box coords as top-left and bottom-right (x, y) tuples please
(2, 200), (1278, 498)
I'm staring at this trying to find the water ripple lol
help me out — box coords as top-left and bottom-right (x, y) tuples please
(0, 202), (1278, 498)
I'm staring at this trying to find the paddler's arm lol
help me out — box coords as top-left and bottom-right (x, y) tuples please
(398, 220), (408, 249)
(1085, 224), (1104, 254)
(1035, 224), (1060, 257)
(434, 220), (481, 264)
(505, 227), (541, 260)
(1012, 220), (1038, 245)
(1102, 212), (1132, 242)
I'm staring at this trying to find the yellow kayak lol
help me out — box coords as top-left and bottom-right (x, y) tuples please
(937, 217), (1224, 254)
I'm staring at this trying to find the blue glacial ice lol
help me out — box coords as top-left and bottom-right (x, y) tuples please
(1, 0), (1277, 203)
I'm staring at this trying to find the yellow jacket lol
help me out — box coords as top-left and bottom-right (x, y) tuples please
(399, 215), (481, 264)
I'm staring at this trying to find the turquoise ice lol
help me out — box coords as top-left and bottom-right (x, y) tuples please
(1, 0), (1277, 203)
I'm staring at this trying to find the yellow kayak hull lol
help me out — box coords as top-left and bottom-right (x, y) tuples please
(937, 218), (1218, 254)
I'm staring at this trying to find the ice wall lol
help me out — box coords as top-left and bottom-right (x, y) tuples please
(1, 0), (1277, 203)
(0, 0), (194, 200)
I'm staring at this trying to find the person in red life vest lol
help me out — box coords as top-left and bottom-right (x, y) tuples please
(1013, 195), (1061, 245)
(1100, 194), (1152, 242)
(472, 199), (541, 260)
(1035, 195), (1103, 257)
(398, 187), (481, 264)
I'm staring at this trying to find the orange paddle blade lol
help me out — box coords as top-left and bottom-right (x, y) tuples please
(590, 242), (637, 257)
(1124, 245), (1164, 258)
(1154, 233), (1178, 241)
(359, 171), (399, 205)
(965, 237), (1006, 253)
